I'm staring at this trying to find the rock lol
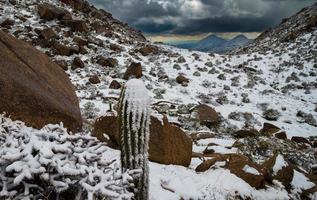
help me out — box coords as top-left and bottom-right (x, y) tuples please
(0, 30), (82, 132)
(61, 20), (89, 33)
(123, 62), (142, 80)
(274, 132), (287, 140)
(196, 157), (221, 172)
(52, 42), (74, 56)
(263, 109), (280, 121)
(149, 116), (193, 167)
(196, 154), (266, 189)
(54, 60), (68, 71)
(109, 43), (123, 52)
(176, 75), (189, 84)
(38, 28), (57, 40)
(234, 129), (258, 138)
(92, 114), (119, 149)
(291, 136), (311, 145)
(38, 3), (71, 21)
(60, 0), (91, 12)
(176, 56), (186, 63)
(92, 115), (193, 167)
(109, 80), (121, 89)
(297, 111), (317, 127)
(73, 36), (88, 46)
(226, 154), (266, 189)
(0, 18), (15, 28)
(89, 75), (100, 84)
(71, 57), (85, 70)
(193, 104), (220, 128)
(138, 45), (159, 56)
(260, 122), (281, 136)
(97, 56), (118, 68)
(262, 154), (294, 187)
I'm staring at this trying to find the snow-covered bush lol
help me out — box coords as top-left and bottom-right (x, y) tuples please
(118, 79), (151, 200)
(0, 115), (135, 200)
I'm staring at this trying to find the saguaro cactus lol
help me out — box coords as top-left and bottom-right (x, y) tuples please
(118, 79), (151, 200)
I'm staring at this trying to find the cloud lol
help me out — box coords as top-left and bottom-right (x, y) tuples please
(88, 0), (316, 34)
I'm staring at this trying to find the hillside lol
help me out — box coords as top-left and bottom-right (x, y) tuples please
(0, 0), (317, 199)
(173, 34), (251, 53)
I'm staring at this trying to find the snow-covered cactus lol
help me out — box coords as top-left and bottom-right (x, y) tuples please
(118, 79), (151, 200)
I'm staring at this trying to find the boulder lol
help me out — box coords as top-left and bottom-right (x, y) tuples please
(0, 30), (82, 132)
(196, 153), (266, 189)
(260, 122), (281, 136)
(109, 80), (121, 89)
(226, 154), (266, 189)
(92, 114), (119, 149)
(176, 75), (189, 84)
(149, 116), (193, 167)
(38, 3), (71, 21)
(0, 18), (15, 28)
(71, 57), (85, 70)
(37, 28), (57, 40)
(274, 132), (287, 140)
(262, 154), (294, 188)
(52, 42), (75, 56)
(138, 45), (159, 56)
(88, 75), (100, 84)
(73, 36), (88, 46)
(97, 56), (118, 68)
(193, 104), (220, 128)
(291, 136), (311, 145)
(123, 62), (142, 80)
(92, 115), (193, 167)
(61, 20), (89, 33)
(234, 129), (258, 138)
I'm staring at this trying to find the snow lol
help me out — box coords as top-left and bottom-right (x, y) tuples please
(243, 165), (261, 176)
(273, 155), (289, 175)
(291, 170), (315, 191)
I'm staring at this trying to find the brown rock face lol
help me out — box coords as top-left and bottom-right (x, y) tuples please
(149, 116), (193, 167)
(92, 115), (193, 167)
(194, 104), (220, 128)
(38, 28), (57, 40)
(0, 31), (82, 132)
(123, 62), (142, 80)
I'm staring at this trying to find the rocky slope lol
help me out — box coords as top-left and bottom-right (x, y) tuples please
(1, 0), (317, 199)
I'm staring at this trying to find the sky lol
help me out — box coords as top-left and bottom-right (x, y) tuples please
(89, 0), (316, 42)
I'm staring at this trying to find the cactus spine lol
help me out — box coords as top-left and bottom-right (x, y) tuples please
(118, 79), (150, 200)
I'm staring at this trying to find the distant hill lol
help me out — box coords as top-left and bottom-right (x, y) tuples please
(168, 34), (251, 53)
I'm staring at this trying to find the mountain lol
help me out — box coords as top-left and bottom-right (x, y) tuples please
(1, 0), (317, 199)
(173, 34), (251, 53)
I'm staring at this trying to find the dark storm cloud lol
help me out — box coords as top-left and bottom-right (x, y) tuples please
(89, 0), (316, 34)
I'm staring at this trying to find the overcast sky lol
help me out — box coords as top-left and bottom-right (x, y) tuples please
(89, 0), (315, 35)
